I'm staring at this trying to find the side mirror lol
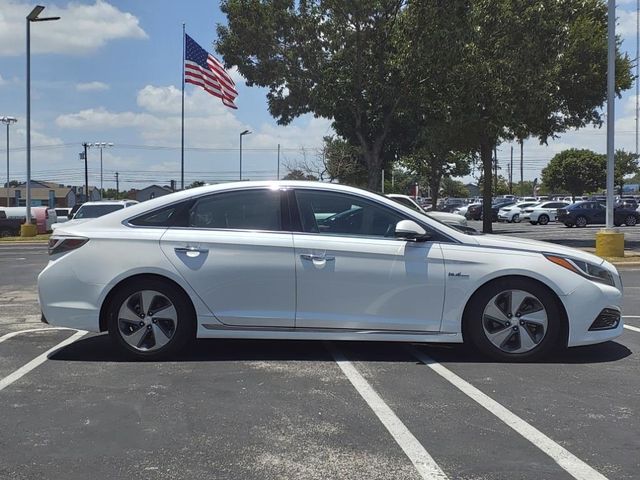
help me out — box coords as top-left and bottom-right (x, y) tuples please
(395, 220), (430, 241)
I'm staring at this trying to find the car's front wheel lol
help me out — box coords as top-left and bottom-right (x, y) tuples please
(625, 215), (637, 227)
(575, 215), (588, 227)
(107, 278), (195, 360)
(512, 214), (520, 223)
(538, 214), (550, 225)
(464, 278), (563, 361)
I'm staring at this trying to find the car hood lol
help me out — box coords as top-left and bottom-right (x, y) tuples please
(427, 211), (466, 225)
(469, 234), (605, 265)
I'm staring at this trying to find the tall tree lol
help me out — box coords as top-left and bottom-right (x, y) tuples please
(614, 149), (640, 194)
(407, 0), (633, 232)
(541, 149), (606, 199)
(217, 0), (410, 191)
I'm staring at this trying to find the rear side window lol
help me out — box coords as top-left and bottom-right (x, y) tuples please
(129, 202), (188, 227)
(188, 189), (281, 231)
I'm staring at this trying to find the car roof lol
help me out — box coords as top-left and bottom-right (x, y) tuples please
(79, 200), (138, 206)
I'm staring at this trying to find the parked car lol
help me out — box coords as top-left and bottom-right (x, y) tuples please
(387, 194), (474, 233)
(558, 201), (640, 227)
(39, 181), (623, 362)
(0, 210), (24, 237)
(497, 202), (538, 223)
(489, 200), (516, 221)
(53, 208), (72, 223)
(465, 202), (483, 220)
(45, 208), (58, 232)
(51, 200), (138, 231)
(522, 201), (570, 225)
(439, 198), (467, 212)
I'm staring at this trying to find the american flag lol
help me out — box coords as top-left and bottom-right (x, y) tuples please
(184, 34), (238, 109)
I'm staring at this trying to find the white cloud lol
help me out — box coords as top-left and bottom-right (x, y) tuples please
(0, 0), (147, 56)
(0, 73), (5, 86)
(76, 81), (110, 92)
(617, 8), (639, 41)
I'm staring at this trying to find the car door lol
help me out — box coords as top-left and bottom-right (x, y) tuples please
(291, 188), (446, 332)
(593, 203), (606, 224)
(159, 188), (296, 328)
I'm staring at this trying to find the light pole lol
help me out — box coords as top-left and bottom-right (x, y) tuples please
(239, 129), (251, 180)
(1, 116), (17, 207)
(87, 142), (113, 198)
(25, 5), (60, 236)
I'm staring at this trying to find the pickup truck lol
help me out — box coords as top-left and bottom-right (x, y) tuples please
(0, 211), (23, 237)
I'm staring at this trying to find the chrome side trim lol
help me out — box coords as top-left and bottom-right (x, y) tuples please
(202, 324), (445, 335)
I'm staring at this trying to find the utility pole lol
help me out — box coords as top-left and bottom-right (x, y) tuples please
(381, 169), (385, 193)
(115, 172), (119, 199)
(82, 142), (89, 203)
(520, 139), (524, 187)
(1, 116), (17, 207)
(510, 146), (514, 195)
(277, 143), (280, 180)
(493, 147), (498, 196)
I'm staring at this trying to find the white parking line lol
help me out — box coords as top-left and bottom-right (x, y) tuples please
(408, 347), (608, 480)
(0, 327), (80, 345)
(0, 329), (86, 392)
(622, 315), (640, 318)
(624, 325), (640, 333)
(328, 344), (448, 480)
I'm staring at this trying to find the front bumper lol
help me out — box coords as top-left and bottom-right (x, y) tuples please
(562, 279), (623, 347)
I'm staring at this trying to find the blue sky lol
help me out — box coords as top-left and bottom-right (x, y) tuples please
(0, 0), (639, 191)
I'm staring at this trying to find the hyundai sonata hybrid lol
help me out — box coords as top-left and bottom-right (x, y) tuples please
(38, 181), (623, 361)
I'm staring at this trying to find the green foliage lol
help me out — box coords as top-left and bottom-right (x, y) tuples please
(441, 178), (470, 198)
(541, 149), (606, 197)
(187, 181), (206, 189)
(323, 136), (367, 186)
(282, 169), (318, 181)
(614, 149), (639, 192)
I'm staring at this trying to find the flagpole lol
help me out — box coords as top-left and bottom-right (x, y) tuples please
(181, 22), (185, 190)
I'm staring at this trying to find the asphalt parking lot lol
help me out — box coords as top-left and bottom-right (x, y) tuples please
(1, 237), (639, 480)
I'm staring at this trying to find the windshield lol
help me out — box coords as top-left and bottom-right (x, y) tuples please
(73, 204), (123, 219)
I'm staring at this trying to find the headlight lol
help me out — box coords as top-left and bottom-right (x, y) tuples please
(544, 254), (615, 287)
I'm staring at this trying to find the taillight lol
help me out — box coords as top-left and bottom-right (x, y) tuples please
(48, 236), (89, 255)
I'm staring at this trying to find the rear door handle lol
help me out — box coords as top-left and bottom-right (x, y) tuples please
(300, 253), (335, 262)
(175, 246), (209, 254)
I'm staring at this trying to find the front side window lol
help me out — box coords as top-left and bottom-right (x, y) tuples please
(188, 189), (281, 231)
(295, 190), (405, 238)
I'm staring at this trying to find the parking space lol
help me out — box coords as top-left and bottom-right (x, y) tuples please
(1, 244), (639, 479)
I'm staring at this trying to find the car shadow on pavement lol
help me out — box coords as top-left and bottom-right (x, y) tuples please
(49, 333), (632, 365)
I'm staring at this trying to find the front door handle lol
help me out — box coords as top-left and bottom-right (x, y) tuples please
(175, 246), (209, 254)
(300, 253), (335, 262)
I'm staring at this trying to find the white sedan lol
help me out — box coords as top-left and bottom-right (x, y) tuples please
(521, 201), (570, 225)
(497, 202), (538, 223)
(39, 181), (623, 361)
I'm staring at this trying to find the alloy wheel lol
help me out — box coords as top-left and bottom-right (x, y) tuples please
(117, 290), (178, 352)
(482, 289), (548, 354)
(626, 215), (637, 227)
(576, 216), (587, 227)
(512, 214), (520, 223)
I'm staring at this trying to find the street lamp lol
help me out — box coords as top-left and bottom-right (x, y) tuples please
(87, 142), (114, 198)
(25, 5), (60, 236)
(239, 129), (251, 180)
(0, 116), (17, 207)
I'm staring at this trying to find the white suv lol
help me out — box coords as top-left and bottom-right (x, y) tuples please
(497, 202), (538, 223)
(51, 200), (138, 231)
(522, 201), (570, 225)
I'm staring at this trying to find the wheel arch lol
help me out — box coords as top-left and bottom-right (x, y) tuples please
(460, 274), (569, 347)
(99, 273), (197, 332)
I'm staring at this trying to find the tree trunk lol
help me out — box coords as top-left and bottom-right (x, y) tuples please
(429, 173), (441, 211)
(480, 139), (494, 233)
(363, 145), (383, 191)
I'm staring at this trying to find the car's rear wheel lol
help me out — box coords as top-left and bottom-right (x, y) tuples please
(564, 222), (573, 227)
(512, 214), (520, 223)
(575, 215), (588, 228)
(107, 278), (195, 360)
(464, 278), (562, 361)
(625, 215), (637, 227)
(538, 214), (550, 225)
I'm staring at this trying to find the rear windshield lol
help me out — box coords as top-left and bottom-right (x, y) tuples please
(74, 204), (123, 219)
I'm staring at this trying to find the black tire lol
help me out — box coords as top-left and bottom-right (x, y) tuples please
(575, 215), (588, 228)
(512, 214), (520, 223)
(0, 228), (13, 238)
(530, 221), (538, 225)
(538, 214), (550, 225)
(106, 277), (195, 360)
(463, 277), (563, 362)
(564, 223), (573, 228)
(614, 222), (622, 227)
(625, 215), (637, 227)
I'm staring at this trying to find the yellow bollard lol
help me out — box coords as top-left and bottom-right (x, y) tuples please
(20, 223), (37, 237)
(595, 229), (624, 258)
